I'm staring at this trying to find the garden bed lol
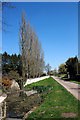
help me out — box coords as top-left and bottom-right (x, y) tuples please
(25, 77), (79, 119)
(6, 78), (53, 119)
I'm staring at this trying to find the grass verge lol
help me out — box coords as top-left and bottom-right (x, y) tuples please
(55, 74), (80, 84)
(69, 80), (80, 84)
(25, 77), (79, 119)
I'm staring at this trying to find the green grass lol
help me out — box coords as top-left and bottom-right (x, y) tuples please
(54, 74), (67, 78)
(55, 74), (80, 84)
(69, 80), (80, 84)
(0, 89), (2, 93)
(60, 74), (67, 78)
(25, 77), (79, 119)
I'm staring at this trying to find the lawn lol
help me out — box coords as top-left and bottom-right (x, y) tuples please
(55, 74), (80, 84)
(25, 77), (79, 119)
(61, 77), (80, 84)
(54, 74), (67, 78)
(69, 80), (80, 84)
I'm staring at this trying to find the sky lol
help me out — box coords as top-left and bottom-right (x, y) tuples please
(2, 2), (78, 70)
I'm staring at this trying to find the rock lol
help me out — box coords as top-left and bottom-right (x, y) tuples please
(11, 80), (20, 90)
(24, 90), (37, 96)
(39, 111), (45, 114)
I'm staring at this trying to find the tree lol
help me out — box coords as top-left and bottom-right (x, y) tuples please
(2, 52), (11, 74)
(19, 12), (27, 82)
(65, 56), (78, 79)
(45, 63), (51, 75)
(0, 2), (16, 31)
(17, 54), (22, 76)
(7, 70), (19, 80)
(59, 63), (67, 74)
(53, 68), (57, 75)
(19, 12), (45, 82)
(2, 52), (22, 77)
(40, 50), (45, 76)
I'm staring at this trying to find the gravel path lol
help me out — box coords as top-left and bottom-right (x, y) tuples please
(52, 76), (80, 100)
(24, 76), (50, 86)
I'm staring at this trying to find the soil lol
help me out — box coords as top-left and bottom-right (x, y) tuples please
(6, 90), (45, 118)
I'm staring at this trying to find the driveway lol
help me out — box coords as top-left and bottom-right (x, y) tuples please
(52, 76), (80, 101)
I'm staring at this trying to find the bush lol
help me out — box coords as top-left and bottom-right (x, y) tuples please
(40, 73), (46, 77)
(75, 74), (80, 82)
(33, 85), (52, 93)
(2, 77), (12, 90)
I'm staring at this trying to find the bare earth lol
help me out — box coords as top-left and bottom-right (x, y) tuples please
(52, 76), (80, 101)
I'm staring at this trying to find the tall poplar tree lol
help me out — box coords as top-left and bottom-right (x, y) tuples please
(19, 12), (45, 85)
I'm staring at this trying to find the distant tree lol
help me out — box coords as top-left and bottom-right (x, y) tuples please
(2, 52), (11, 74)
(45, 63), (51, 75)
(40, 50), (45, 76)
(59, 63), (67, 74)
(2, 52), (22, 77)
(10, 53), (19, 71)
(79, 62), (80, 74)
(53, 68), (57, 75)
(65, 56), (78, 79)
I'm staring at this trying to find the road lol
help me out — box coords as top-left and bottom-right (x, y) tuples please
(52, 76), (80, 101)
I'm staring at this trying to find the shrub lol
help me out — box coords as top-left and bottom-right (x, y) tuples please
(40, 73), (46, 77)
(33, 85), (52, 93)
(2, 77), (12, 90)
(75, 74), (80, 82)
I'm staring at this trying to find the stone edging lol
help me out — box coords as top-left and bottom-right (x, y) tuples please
(22, 107), (36, 120)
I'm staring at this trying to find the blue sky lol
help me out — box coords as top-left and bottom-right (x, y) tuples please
(2, 2), (78, 70)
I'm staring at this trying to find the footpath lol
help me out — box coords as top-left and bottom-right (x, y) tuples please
(52, 76), (80, 100)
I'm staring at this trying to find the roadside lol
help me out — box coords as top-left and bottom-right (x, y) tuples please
(55, 74), (80, 84)
(69, 80), (80, 84)
(52, 76), (80, 100)
(25, 77), (79, 119)
(5, 76), (50, 120)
